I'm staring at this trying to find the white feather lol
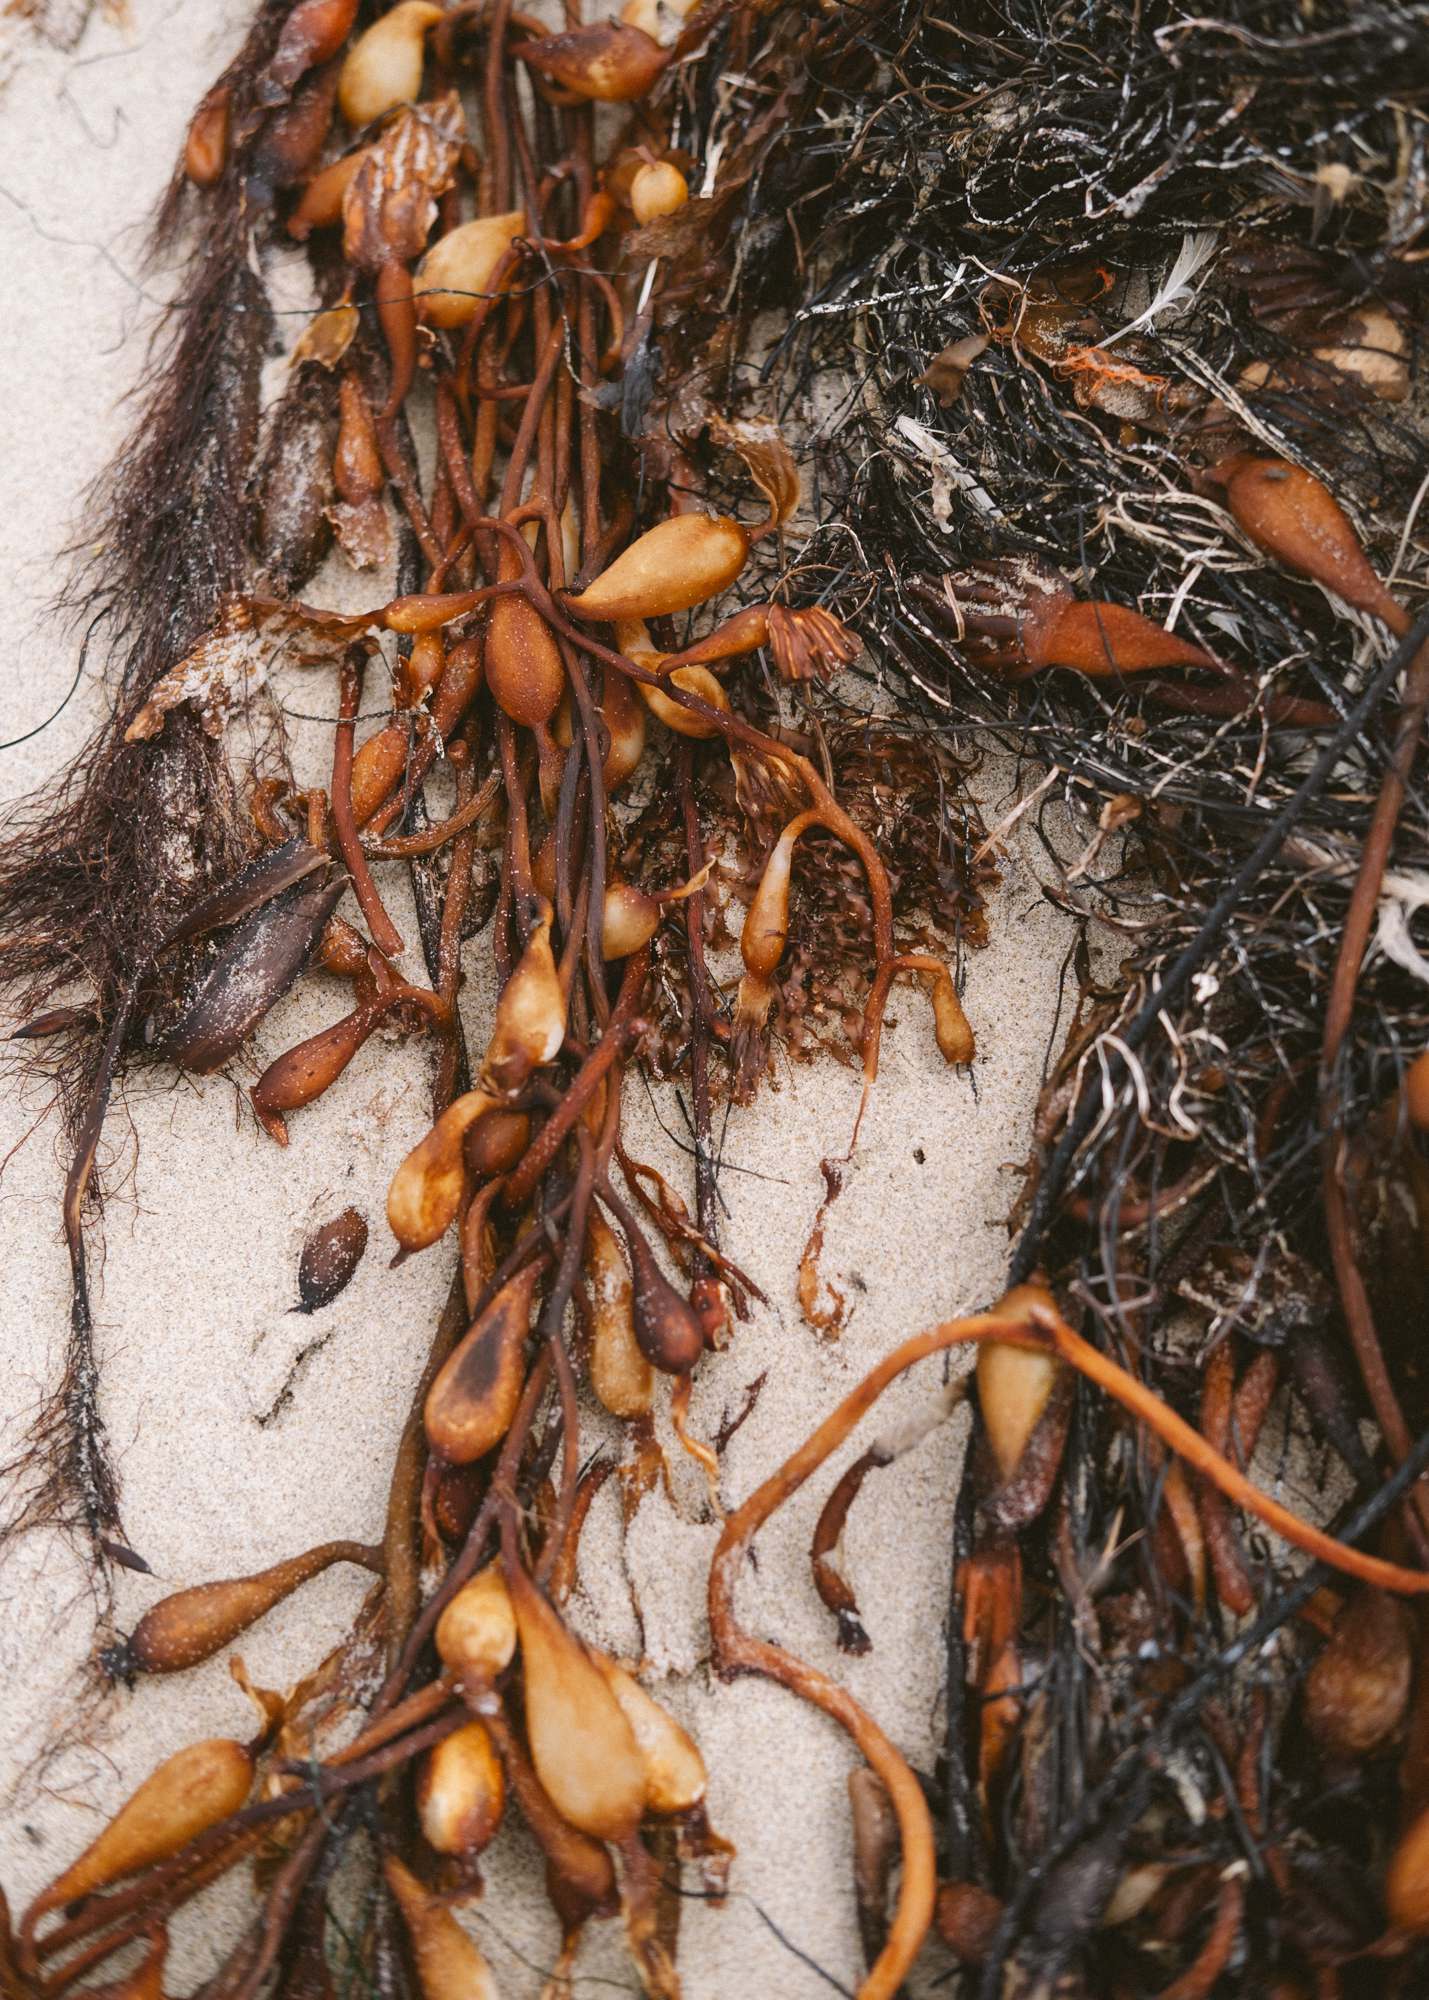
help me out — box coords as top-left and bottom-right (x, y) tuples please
(1101, 230), (1220, 345)
(1375, 871), (1429, 987)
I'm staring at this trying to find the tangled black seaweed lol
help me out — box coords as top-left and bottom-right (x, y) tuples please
(653, 1), (1429, 1993)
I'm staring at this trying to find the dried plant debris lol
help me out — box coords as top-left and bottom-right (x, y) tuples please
(5, 0), (1429, 1994)
(662, 3), (1429, 1996)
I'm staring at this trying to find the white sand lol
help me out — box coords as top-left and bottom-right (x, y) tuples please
(0, 6), (1086, 1990)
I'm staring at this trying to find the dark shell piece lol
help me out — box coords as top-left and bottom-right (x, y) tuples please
(295, 1205), (369, 1314)
(98, 1537), (153, 1576)
(154, 868), (346, 1073)
(159, 835), (329, 952)
(10, 1002), (100, 1040)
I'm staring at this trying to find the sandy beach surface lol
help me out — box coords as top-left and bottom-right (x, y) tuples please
(0, 6), (1086, 1990)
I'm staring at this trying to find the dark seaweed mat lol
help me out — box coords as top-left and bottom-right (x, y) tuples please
(650, 1), (1429, 1991)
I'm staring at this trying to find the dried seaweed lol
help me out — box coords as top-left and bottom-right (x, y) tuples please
(8, 0), (1429, 1992)
(662, 1), (1429, 1991)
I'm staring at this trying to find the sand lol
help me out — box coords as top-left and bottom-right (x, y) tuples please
(0, 6), (1086, 1990)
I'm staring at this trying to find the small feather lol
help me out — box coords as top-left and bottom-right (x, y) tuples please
(1102, 230), (1220, 343)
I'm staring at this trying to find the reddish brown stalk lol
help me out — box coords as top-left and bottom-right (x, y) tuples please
(1320, 635), (1429, 1545)
(711, 1319), (1038, 1999)
(363, 767), (502, 857)
(382, 1269), (470, 1661)
(671, 1369), (722, 1512)
(26, 1705), (466, 1983)
(711, 1296), (1429, 1992)
(677, 744), (723, 1233)
(1033, 1306), (1429, 1593)
(1197, 1342), (1255, 1616)
(858, 951), (971, 1129)
(811, 1447), (884, 1654)
(1142, 677), (1337, 729)
(502, 947), (649, 1209)
(378, 1346), (554, 1715)
(331, 644), (403, 958)
(285, 1678), (453, 1772)
(434, 738), (480, 1103)
(33, 1695), (462, 1984)
(556, 609), (898, 962)
(535, 1316), (584, 1592)
(374, 411), (443, 572)
(31, 1831), (265, 1979)
(547, 1456), (614, 1602)
(360, 650), (487, 838)
(1151, 1870), (1245, 2000)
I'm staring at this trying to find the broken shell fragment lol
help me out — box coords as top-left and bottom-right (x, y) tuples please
(1313, 306), (1409, 402)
